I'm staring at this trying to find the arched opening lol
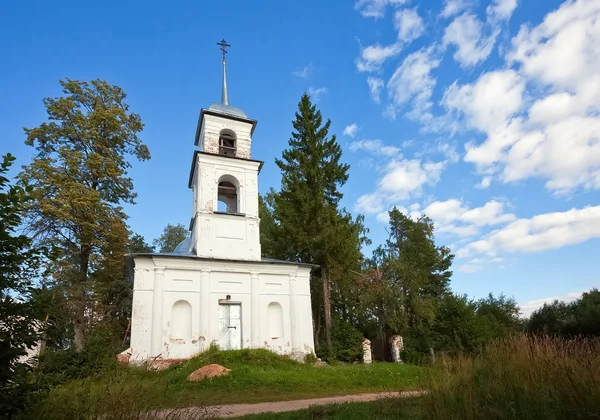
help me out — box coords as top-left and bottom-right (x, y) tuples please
(217, 174), (240, 214)
(219, 129), (237, 157)
(267, 302), (284, 339)
(171, 300), (192, 341)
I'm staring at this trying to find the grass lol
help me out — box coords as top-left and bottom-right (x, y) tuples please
(234, 334), (600, 420)
(27, 346), (425, 418)
(27, 335), (600, 419)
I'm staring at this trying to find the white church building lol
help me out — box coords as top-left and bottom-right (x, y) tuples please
(125, 41), (316, 363)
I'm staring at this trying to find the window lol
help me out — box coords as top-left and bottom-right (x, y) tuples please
(219, 129), (236, 157)
(217, 174), (240, 213)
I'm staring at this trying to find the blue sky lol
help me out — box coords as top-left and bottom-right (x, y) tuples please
(2, 0), (599, 315)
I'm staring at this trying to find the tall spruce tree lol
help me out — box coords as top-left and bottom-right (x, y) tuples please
(18, 79), (150, 350)
(273, 93), (364, 351)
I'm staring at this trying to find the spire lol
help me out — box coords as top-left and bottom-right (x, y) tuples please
(217, 39), (231, 106)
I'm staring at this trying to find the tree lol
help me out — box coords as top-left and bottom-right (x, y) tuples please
(153, 223), (188, 253)
(0, 154), (47, 417)
(258, 192), (278, 259)
(18, 78), (150, 350)
(271, 93), (365, 352)
(361, 208), (453, 359)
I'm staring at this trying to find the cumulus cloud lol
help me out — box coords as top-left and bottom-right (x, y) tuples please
(450, 0), (600, 194)
(355, 159), (445, 215)
(440, 0), (472, 18)
(344, 123), (359, 138)
(520, 291), (583, 317)
(476, 176), (492, 189)
(487, 0), (518, 21)
(457, 205), (600, 258)
(355, 0), (409, 19)
(367, 77), (385, 103)
(386, 47), (440, 120)
(394, 8), (425, 42)
(356, 43), (403, 72)
(421, 199), (516, 238)
(349, 139), (401, 156)
(443, 13), (499, 67)
(307, 87), (328, 102)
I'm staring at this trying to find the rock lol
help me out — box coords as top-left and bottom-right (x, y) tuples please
(148, 359), (186, 371)
(187, 364), (231, 381)
(313, 359), (327, 367)
(116, 348), (131, 365)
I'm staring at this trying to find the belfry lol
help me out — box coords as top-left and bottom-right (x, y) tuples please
(125, 41), (316, 363)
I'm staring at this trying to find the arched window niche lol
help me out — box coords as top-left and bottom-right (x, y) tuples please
(217, 174), (241, 214)
(267, 302), (284, 339)
(219, 129), (237, 157)
(171, 300), (192, 342)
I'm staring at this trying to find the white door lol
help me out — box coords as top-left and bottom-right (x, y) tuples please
(218, 304), (242, 350)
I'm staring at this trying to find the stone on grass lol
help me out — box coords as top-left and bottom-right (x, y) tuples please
(187, 364), (231, 381)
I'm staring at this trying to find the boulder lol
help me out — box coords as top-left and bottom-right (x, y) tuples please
(187, 364), (231, 381)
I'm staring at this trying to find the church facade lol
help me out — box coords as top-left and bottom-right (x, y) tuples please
(125, 43), (316, 363)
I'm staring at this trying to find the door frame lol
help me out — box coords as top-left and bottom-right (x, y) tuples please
(218, 301), (243, 350)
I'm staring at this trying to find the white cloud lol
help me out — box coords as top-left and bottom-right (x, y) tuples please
(367, 77), (385, 103)
(422, 199), (515, 236)
(453, 0), (600, 194)
(355, 159), (445, 216)
(349, 139), (401, 156)
(476, 176), (492, 189)
(344, 123), (359, 138)
(520, 291), (583, 317)
(307, 87), (328, 102)
(355, 0), (409, 19)
(356, 43), (402, 72)
(437, 141), (460, 163)
(440, 0), (472, 18)
(443, 13), (498, 67)
(458, 262), (482, 272)
(458, 205), (600, 258)
(487, 0), (518, 22)
(443, 69), (525, 133)
(394, 8), (425, 42)
(386, 47), (440, 120)
(292, 64), (313, 78)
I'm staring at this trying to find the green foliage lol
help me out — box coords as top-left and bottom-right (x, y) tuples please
(153, 223), (188, 253)
(258, 192), (278, 258)
(303, 352), (318, 364)
(34, 324), (123, 387)
(329, 318), (364, 363)
(0, 153), (48, 419)
(18, 78), (150, 350)
(528, 289), (600, 337)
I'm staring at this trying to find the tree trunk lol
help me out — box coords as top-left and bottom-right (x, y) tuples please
(322, 267), (332, 351)
(74, 244), (91, 351)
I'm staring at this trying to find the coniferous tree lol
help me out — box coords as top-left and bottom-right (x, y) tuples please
(272, 93), (366, 352)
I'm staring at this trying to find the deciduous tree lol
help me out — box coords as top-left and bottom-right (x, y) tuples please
(18, 79), (150, 350)
(153, 223), (188, 253)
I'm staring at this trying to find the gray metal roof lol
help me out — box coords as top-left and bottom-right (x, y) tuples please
(173, 237), (192, 255)
(207, 102), (247, 118)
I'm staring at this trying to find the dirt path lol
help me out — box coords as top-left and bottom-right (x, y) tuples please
(157, 390), (425, 419)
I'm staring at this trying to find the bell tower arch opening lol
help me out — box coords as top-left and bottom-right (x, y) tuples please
(219, 129), (237, 157)
(217, 174), (241, 214)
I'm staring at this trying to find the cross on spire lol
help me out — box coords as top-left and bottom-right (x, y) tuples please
(217, 39), (231, 105)
(217, 39), (230, 62)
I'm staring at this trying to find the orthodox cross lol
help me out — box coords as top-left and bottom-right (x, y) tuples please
(217, 39), (231, 62)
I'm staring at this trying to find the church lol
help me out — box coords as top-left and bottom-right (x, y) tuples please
(125, 41), (316, 363)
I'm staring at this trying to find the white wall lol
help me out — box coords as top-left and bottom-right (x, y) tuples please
(189, 152), (262, 261)
(129, 255), (315, 363)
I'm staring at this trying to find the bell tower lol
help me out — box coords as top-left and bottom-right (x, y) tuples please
(187, 40), (263, 261)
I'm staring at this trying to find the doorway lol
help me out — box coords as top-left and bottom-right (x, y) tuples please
(218, 303), (242, 350)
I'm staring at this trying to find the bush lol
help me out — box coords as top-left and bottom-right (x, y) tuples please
(34, 324), (123, 387)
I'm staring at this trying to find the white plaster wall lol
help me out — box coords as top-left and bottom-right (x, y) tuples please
(190, 153), (261, 261)
(199, 114), (253, 159)
(129, 255), (315, 363)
